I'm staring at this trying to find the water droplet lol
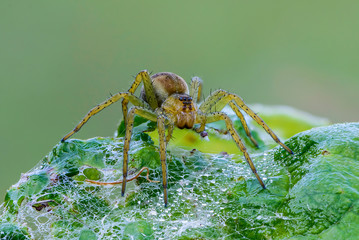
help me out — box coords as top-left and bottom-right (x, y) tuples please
(149, 210), (157, 216)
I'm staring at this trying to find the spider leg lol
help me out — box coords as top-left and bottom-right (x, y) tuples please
(121, 99), (129, 127)
(200, 112), (266, 188)
(228, 101), (258, 147)
(189, 76), (203, 104)
(157, 114), (168, 207)
(166, 124), (174, 145)
(61, 93), (149, 142)
(121, 70), (158, 125)
(199, 90), (293, 154)
(197, 90), (257, 146)
(121, 106), (157, 198)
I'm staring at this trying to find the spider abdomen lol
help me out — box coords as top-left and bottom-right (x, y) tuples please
(140, 72), (189, 107)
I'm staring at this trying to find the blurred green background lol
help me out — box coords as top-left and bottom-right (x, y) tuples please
(0, 1), (358, 203)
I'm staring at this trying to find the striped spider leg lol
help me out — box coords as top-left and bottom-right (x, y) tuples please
(195, 89), (294, 188)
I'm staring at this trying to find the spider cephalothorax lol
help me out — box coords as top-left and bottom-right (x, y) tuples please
(61, 70), (293, 207)
(161, 94), (196, 129)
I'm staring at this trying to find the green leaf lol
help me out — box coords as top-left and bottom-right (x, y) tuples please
(123, 221), (153, 240)
(0, 223), (29, 240)
(83, 168), (103, 181)
(79, 230), (97, 240)
(1, 106), (357, 239)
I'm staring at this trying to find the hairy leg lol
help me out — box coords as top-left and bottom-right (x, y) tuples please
(228, 101), (258, 147)
(198, 90), (257, 146)
(189, 76), (203, 104)
(166, 124), (174, 145)
(122, 70), (158, 124)
(199, 90), (293, 154)
(157, 115), (169, 207)
(138, 70), (158, 109)
(121, 107), (158, 197)
(61, 93), (149, 142)
(201, 112), (266, 188)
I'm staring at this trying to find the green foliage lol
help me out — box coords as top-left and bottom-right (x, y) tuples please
(0, 223), (29, 240)
(1, 106), (358, 239)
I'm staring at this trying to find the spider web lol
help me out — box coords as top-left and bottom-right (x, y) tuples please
(2, 107), (355, 240)
(2, 135), (284, 240)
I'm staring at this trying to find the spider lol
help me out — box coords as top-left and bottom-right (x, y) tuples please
(61, 70), (293, 207)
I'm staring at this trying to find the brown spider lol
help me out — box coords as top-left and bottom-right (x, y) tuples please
(61, 70), (293, 207)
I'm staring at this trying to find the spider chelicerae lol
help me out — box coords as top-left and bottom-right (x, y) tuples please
(61, 70), (293, 207)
